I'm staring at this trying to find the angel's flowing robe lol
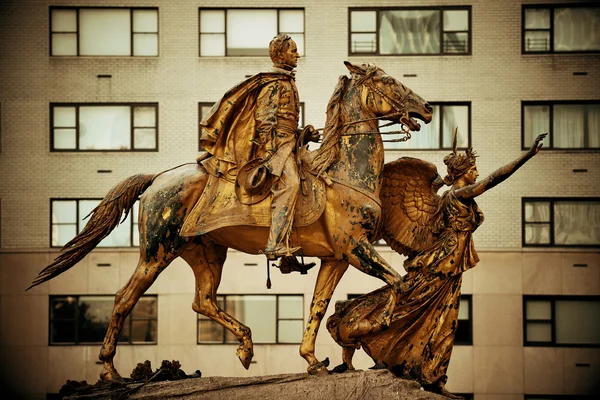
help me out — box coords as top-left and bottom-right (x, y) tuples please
(327, 188), (484, 386)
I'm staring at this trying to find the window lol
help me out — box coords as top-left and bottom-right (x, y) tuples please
(49, 295), (157, 344)
(198, 102), (304, 151)
(50, 7), (158, 56)
(383, 102), (470, 150)
(197, 294), (303, 344)
(348, 294), (472, 345)
(522, 198), (600, 247)
(349, 7), (471, 55)
(51, 104), (158, 151)
(526, 396), (594, 400)
(522, 102), (600, 150)
(523, 4), (600, 53)
(199, 8), (304, 56)
(51, 199), (139, 247)
(524, 296), (600, 347)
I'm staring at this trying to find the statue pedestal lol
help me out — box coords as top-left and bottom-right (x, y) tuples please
(65, 369), (447, 399)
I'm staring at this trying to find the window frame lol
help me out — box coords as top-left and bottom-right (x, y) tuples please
(198, 101), (305, 152)
(348, 6), (472, 56)
(383, 101), (471, 151)
(523, 295), (600, 348)
(521, 100), (600, 151)
(50, 198), (139, 248)
(522, 197), (600, 248)
(196, 294), (304, 345)
(198, 8), (305, 57)
(49, 6), (159, 57)
(50, 103), (159, 152)
(522, 4), (600, 54)
(49, 294), (158, 345)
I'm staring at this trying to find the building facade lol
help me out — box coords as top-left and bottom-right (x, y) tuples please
(0, 0), (598, 398)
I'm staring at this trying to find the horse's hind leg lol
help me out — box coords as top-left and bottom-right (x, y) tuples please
(182, 241), (254, 369)
(300, 258), (348, 375)
(99, 253), (174, 381)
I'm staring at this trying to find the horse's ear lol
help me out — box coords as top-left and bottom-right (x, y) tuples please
(344, 61), (364, 75)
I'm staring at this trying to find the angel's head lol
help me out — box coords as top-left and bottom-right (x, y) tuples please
(443, 127), (478, 185)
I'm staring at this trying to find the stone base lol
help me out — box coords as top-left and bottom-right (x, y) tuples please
(65, 369), (448, 400)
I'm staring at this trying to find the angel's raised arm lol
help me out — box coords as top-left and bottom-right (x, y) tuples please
(454, 133), (546, 200)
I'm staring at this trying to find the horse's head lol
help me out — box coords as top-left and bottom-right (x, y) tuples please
(344, 61), (433, 132)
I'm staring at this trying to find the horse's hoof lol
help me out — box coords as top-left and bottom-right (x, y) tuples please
(100, 368), (124, 383)
(236, 343), (254, 369)
(330, 362), (348, 374)
(307, 358), (330, 375)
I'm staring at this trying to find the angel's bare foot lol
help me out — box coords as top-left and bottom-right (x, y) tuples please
(422, 382), (464, 399)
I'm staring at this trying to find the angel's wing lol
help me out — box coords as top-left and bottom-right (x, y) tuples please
(380, 157), (443, 256)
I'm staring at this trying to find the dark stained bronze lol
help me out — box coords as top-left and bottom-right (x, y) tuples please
(326, 131), (547, 398)
(29, 58), (432, 381)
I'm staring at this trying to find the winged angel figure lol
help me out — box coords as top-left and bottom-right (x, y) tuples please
(327, 131), (546, 399)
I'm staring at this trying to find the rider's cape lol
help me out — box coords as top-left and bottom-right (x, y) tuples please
(199, 72), (294, 180)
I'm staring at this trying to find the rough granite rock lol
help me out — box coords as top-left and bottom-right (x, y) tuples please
(64, 369), (449, 400)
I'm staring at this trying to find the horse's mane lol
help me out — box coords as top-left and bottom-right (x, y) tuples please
(311, 75), (350, 175)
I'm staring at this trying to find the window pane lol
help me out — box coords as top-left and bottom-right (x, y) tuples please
(80, 9), (131, 56)
(52, 225), (77, 247)
(554, 7), (600, 51)
(554, 202), (600, 245)
(524, 105), (550, 145)
(200, 10), (225, 33)
(524, 201), (550, 222)
(351, 33), (377, 53)
(525, 224), (551, 245)
(442, 106), (469, 148)
(51, 320), (77, 343)
(524, 30), (551, 52)
(198, 319), (224, 342)
(287, 33), (305, 57)
(54, 107), (76, 127)
(443, 32), (468, 53)
(554, 105), (584, 148)
(132, 297), (157, 319)
(588, 104), (600, 148)
(52, 34), (77, 56)
(278, 296), (303, 319)
(133, 10), (157, 32)
(79, 106), (131, 150)
(77, 200), (98, 231)
(99, 219), (132, 247)
(526, 300), (551, 320)
(380, 10), (440, 54)
(525, 8), (550, 29)
(52, 9), (77, 32)
(228, 295), (276, 343)
(133, 33), (158, 56)
(51, 297), (77, 319)
(134, 107), (156, 127)
(54, 128), (77, 149)
(443, 10), (469, 31)
(351, 11), (376, 32)
(526, 322), (552, 342)
(134, 129), (156, 149)
(279, 10), (303, 32)
(556, 300), (600, 344)
(227, 10), (277, 56)
(278, 320), (303, 343)
(200, 34), (225, 56)
(52, 200), (77, 223)
(131, 320), (157, 342)
(458, 298), (469, 320)
(78, 297), (112, 343)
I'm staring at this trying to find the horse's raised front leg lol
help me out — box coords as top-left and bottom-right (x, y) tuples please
(99, 253), (172, 382)
(182, 241), (254, 369)
(300, 258), (349, 375)
(345, 238), (403, 337)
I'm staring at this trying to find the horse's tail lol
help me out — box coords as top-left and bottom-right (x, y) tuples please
(27, 173), (156, 290)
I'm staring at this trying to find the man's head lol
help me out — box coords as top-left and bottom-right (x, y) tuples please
(269, 34), (299, 68)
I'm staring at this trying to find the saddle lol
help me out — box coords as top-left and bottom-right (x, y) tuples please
(179, 150), (326, 237)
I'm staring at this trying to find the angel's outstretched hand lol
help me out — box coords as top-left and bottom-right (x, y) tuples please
(528, 133), (547, 156)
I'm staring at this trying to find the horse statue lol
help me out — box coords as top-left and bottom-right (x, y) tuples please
(29, 61), (433, 381)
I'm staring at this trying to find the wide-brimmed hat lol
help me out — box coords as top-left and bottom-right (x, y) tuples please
(235, 158), (274, 205)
